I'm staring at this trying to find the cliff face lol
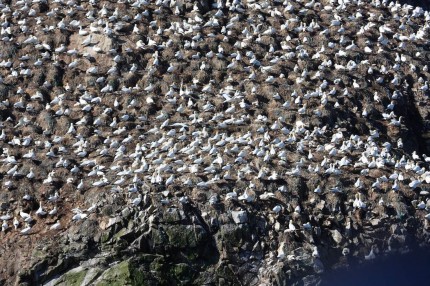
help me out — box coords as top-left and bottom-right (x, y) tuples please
(0, 0), (429, 285)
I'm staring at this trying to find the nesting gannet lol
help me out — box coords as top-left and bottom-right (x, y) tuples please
(50, 221), (61, 230)
(353, 193), (367, 209)
(36, 203), (47, 217)
(2, 220), (9, 232)
(20, 223), (32, 235)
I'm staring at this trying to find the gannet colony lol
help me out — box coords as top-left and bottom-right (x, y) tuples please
(0, 0), (429, 284)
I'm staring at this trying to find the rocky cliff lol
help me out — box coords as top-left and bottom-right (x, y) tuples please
(0, 0), (429, 285)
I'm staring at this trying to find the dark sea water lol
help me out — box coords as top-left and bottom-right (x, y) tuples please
(399, 0), (430, 10)
(321, 247), (430, 286)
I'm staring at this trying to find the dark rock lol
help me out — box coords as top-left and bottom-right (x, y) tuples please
(313, 258), (325, 274)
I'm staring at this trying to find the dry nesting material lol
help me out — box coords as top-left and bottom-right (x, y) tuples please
(54, 117), (72, 136)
